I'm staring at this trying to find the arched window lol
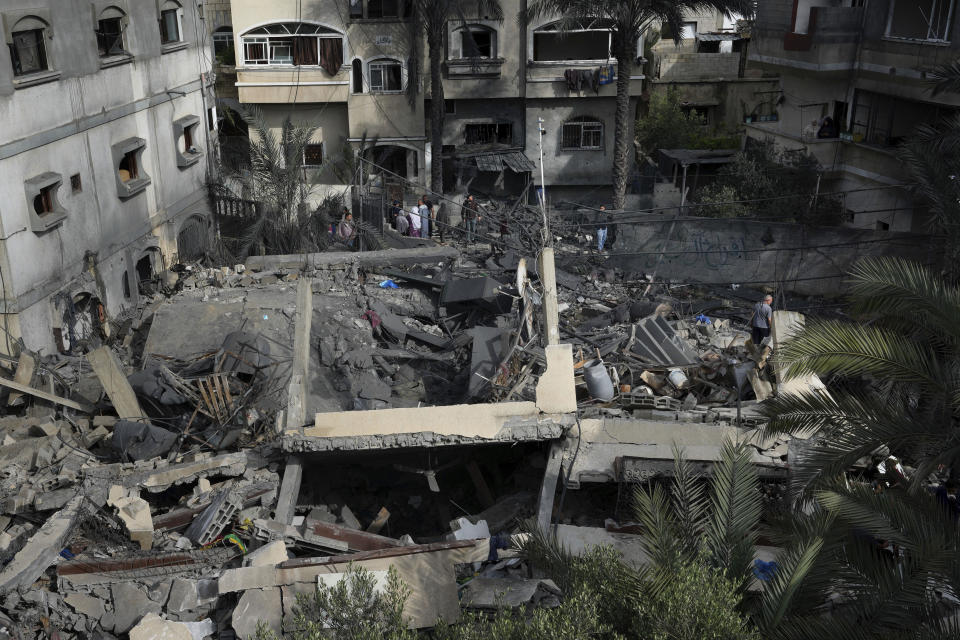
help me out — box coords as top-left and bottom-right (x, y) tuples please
(351, 58), (363, 93)
(451, 24), (496, 59)
(159, 1), (183, 45)
(240, 22), (344, 74)
(533, 18), (615, 62)
(213, 26), (234, 64)
(368, 57), (402, 92)
(96, 6), (128, 57)
(9, 16), (51, 76)
(561, 116), (603, 150)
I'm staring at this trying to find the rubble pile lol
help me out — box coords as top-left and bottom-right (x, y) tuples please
(0, 240), (816, 638)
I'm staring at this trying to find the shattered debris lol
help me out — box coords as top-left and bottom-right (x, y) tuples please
(0, 240), (825, 638)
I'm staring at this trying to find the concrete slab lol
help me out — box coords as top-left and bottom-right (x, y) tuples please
(232, 587), (282, 639)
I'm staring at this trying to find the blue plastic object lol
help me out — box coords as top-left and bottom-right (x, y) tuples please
(694, 313), (712, 324)
(379, 279), (399, 289)
(753, 559), (778, 582)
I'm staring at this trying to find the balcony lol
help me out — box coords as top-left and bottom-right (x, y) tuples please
(784, 5), (863, 51)
(235, 67), (349, 104)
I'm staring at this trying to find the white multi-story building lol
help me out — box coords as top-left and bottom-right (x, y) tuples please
(0, 0), (214, 355)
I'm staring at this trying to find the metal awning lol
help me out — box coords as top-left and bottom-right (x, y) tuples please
(472, 151), (536, 173)
(697, 32), (742, 41)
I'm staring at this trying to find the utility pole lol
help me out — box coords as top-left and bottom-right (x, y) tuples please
(536, 116), (560, 346)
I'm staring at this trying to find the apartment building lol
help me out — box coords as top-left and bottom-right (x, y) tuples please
(747, 0), (960, 232)
(225, 0), (646, 205)
(0, 0), (213, 355)
(648, 10), (779, 130)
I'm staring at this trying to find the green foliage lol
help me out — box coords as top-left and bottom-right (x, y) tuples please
(210, 105), (334, 261)
(434, 588), (613, 640)
(636, 87), (740, 157)
(692, 137), (843, 225)
(636, 552), (760, 640)
(254, 565), (416, 640)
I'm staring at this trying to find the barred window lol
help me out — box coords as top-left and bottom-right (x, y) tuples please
(561, 117), (603, 150)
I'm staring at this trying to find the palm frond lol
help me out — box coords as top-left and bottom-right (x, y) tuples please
(928, 59), (960, 96)
(670, 442), (708, 557)
(772, 319), (949, 393)
(845, 257), (960, 348)
(704, 439), (762, 589)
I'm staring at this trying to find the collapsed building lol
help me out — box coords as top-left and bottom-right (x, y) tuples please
(0, 226), (827, 638)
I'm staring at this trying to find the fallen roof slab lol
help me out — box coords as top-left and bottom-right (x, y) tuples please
(245, 246), (459, 272)
(563, 418), (791, 486)
(284, 402), (565, 452)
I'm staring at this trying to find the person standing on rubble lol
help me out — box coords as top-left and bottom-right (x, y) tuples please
(397, 205), (410, 236)
(437, 200), (449, 243)
(337, 211), (356, 247)
(419, 198), (431, 239)
(749, 294), (774, 346)
(410, 200), (423, 238)
(462, 194), (480, 243)
(423, 194), (435, 238)
(597, 205), (608, 252)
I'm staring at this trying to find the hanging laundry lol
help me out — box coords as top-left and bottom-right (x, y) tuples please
(598, 65), (615, 85)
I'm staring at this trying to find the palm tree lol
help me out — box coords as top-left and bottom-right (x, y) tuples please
(212, 106), (332, 260)
(410, 0), (503, 195)
(754, 257), (960, 638)
(525, 0), (754, 210)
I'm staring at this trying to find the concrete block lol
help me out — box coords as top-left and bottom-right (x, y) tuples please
(340, 505), (362, 530)
(166, 578), (199, 613)
(245, 540), (289, 567)
(64, 592), (106, 622)
(111, 582), (162, 634)
(232, 587), (282, 639)
(129, 613), (192, 640)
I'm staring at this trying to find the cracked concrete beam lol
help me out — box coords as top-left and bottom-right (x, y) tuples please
(0, 495), (84, 594)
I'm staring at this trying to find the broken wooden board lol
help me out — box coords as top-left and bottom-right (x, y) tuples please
(366, 507), (390, 534)
(86, 346), (148, 423)
(0, 376), (92, 413)
(6, 352), (36, 406)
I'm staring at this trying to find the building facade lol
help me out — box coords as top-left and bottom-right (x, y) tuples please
(747, 0), (960, 232)
(225, 0), (646, 206)
(0, 0), (214, 355)
(647, 10), (779, 132)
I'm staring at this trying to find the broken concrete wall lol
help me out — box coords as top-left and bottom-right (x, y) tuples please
(611, 216), (935, 296)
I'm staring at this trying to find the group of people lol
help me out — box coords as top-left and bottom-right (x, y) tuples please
(387, 194), (482, 243)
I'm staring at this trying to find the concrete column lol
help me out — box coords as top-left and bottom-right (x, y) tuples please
(274, 456), (303, 525)
(538, 247), (561, 346)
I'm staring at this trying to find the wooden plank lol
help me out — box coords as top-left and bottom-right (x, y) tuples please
(366, 507), (390, 534)
(86, 346), (148, 423)
(0, 376), (91, 412)
(6, 352), (36, 406)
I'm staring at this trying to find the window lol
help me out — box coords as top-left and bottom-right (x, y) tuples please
(160, 7), (181, 44)
(352, 58), (363, 92)
(851, 89), (959, 146)
(112, 137), (150, 197)
(533, 19), (615, 62)
(70, 174), (82, 193)
(119, 151), (138, 182)
(303, 144), (324, 167)
(10, 28), (47, 76)
(464, 123), (513, 145)
(679, 22), (697, 40)
(886, 0), (954, 42)
(367, 0), (399, 19)
(369, 58), (402, 91)
(213, 27), (234, 64)
(452, 25), (496, 59)
(445, 99), (456, 114)
(562, 117), (604, 150)
(24, 172), (67, 232)
(240, 23), (343, 74)
(174, 115), (202, 168)
(96, 9), (126, 58)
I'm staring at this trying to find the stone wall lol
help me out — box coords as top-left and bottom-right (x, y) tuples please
(609, 214), (936, 297)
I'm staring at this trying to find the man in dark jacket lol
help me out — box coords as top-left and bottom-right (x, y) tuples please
(462, 195), (480, 243)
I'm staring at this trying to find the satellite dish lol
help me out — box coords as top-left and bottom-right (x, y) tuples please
(516, 257), (527, 292)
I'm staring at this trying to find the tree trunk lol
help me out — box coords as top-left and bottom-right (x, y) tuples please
(428, 31), (445, 196)
(611, 37), (638, 210)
